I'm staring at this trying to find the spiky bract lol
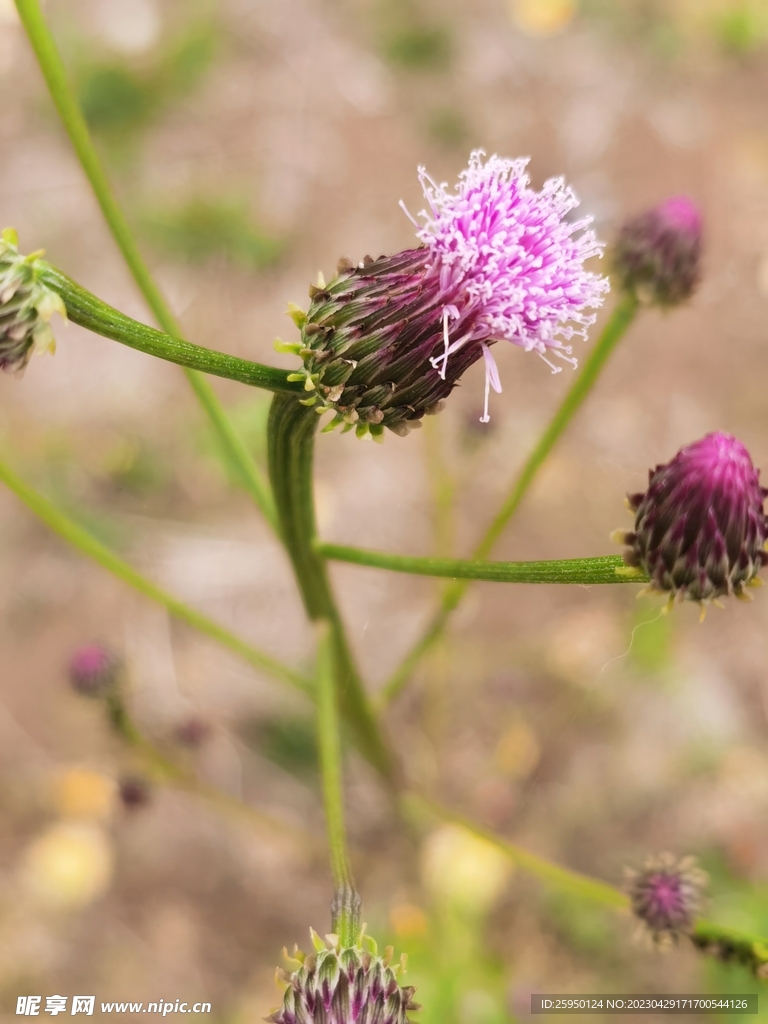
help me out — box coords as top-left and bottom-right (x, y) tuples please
(267, 929), (419, 1024)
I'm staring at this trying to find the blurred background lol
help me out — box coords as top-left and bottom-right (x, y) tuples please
(2, 0), (768, 1020)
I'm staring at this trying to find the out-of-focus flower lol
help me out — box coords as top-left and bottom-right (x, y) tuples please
(173, 717), (211, 748)
(0, 228), (65, 374)
(267, 929), (419, 1024)
(421, 824), (512, 915)
(612, 196), (702, 306)
(118, 775), (151, 809)
(52, 768), (116, 821)
(511, 0), (577, 37)
(68, 643), (121, 697)
(389, 903), (429, 939)
(616, 432), (768, 605)
(20, 822), (114, 908)
(281, 150), (607, 437)
(626, 853), (707, 943)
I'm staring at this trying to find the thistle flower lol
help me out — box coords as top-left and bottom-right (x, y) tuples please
(0, 228), (66, 374)
(68, 644), (122, 697)
(612, 196), (702, 307)
(626, 853), (707, 943)
(617, 432), (768, 605)
(280, 150), (608, 437)
(267, 928), (419, 1024)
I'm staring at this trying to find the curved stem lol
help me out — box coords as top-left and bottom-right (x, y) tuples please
(317, 544), (645, 585)
(0, 455), (310, 694)
(405, 793), (768, 978)
(13, 0), (280, 529)
(381, 294), (640, 706)
(316, 623), (360, 945)
(43, 266), (302, 397)
(267, 394), (397, 783)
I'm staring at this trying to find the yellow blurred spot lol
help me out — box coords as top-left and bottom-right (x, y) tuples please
(21, 823), (114, 908)
(389, 902), (429, 938)
(494, 719), (540, 780)
(511, 0), (577, 36)
(52, 768), (116, 821)
(0, 0), (18, 23)
(421, 825), (512, 915)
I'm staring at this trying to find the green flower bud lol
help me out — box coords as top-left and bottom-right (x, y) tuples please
(0, 228), (66, 375)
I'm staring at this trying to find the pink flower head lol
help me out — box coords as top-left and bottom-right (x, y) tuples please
(627, 853), (707, 942)
(620, 432), (768, 604)
(290, 151), (608, 437)
(407, 151), (610, 421)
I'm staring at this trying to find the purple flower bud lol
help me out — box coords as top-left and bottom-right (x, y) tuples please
(619, 432), (768, 604)
(612, 196), (702, 306)
(284, 150), (608, 437)
(267, 930), (419, 1024)
(626, 853), (707, 942)
(118, 775), (151, 810)
(68, 644), (121, 697)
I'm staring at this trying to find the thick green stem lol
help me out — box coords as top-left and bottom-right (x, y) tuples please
(317, 544), (646, 585)
(42, 266), (301, 398)
(0, 455), (310, 694)
(267, 394), (397, 783)
(382, 294), (640, 706)
(406, 793), (768, 978)
(13, 0), (279, 528)
(316, 623), (360, 945)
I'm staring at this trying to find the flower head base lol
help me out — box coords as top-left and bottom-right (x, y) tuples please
(281, 151), (608, 437)
(612, 196), (702, 307)
(617, 432), (768, 605)
(626, 853), (707, 944)
(0, 228), (66, 374)
(68, 644), (122, 697)
(267, 928), (419, 1024)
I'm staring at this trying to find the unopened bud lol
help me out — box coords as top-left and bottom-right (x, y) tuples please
(0, 228), (66, 374)
(267, 929), (419, 1024)
(617, 432), (767, 605)
(626, 853), (707, 943)
(612, 196), (702, 307)
(68, 644), (121, 697)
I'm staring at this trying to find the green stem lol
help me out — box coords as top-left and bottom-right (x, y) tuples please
(13, 0), (279, 529)
(0, 455), (310, 694)
(406, 793), (768, 978)
(381, 294), (639, 706)
(317, 544), (646, 585)
(267, 394), (397, 783)
(316, 623), (360, 945)
(43, 266), (302, 398)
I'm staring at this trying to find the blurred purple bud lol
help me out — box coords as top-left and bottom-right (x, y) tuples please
(68, 643), (121, 697)
(626, 853), (707, 942)
(118, 775), (151, 810)
(612, 195), (702, 306)
(174, 717), (211, 748)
